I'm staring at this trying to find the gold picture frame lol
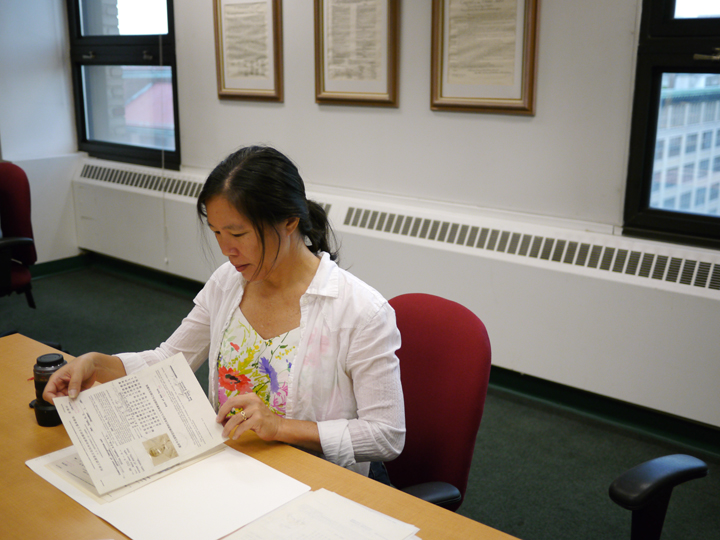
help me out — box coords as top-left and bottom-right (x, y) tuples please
(431, 0), (539, 115)
(314, 0), (399, 107)
(214, 0), (283, 101)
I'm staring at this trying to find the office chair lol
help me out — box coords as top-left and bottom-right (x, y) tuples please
(383, 293), (492, 511)
(609, 454), (708, 540)
(0, 161), (37, 309)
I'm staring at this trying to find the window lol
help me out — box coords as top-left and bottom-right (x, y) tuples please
(682, 162), (695, 182)
(655, 139), (665, 159)
(624, 0), (720, 247)
(699, 158), (709, 178)
(67, 0), (180, 169)
(701, 130), (713, 150)
(711, 183), (720, 200)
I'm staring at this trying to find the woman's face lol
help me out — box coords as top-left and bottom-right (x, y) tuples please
(205, 196), (278, 282)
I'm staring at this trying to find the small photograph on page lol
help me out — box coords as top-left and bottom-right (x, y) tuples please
(143, 434), (179, 466)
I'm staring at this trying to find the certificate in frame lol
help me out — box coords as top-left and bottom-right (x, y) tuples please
(431, 0), (539, 115)
(214, 0), (283, 101)
(314, 0), (399, 107)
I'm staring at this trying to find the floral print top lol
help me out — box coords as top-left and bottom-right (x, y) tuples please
(217, 306), (299, 416)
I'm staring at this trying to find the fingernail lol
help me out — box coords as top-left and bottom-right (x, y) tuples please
(69, 389), (78, 399)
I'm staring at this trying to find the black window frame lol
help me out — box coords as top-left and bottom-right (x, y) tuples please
(624, 0), (720, 248)
(66, 0), (181, 170)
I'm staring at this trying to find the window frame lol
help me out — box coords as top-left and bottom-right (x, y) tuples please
(66, 0), (181, 170)
(624, 0), (720, 248)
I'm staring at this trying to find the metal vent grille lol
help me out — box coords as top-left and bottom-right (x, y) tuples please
(80, 164), (204, 198)
(343, 207), (720, 292)
(79, 163), (333, 217)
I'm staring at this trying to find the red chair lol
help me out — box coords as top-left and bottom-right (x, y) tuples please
(0, 161), (37, 309)
(384, 293), (492, 511)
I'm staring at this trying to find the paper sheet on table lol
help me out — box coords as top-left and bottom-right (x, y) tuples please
(42, 444), (225, 503)
(54, 353), (225, 494)
(226, 488), (419, 540)
(27, 445), (310, 540)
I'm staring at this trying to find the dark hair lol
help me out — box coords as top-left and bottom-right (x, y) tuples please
(197, 146), (338, 272)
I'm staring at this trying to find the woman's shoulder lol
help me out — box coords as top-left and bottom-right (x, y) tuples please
(321, 257), (391, 319)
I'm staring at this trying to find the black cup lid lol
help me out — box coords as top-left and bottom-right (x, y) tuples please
(37, 353), (65, 367)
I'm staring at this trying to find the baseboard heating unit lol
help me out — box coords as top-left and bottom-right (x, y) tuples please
(73, 157), (720, 301)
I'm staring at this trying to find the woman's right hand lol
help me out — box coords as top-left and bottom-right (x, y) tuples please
(43, 352), (125, 403)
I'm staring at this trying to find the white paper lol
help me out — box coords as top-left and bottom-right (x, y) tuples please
(442, 0), (526, 100)
(220, 0), (276, 91)
(223, 1), (270, 80)
(447, 0), (518, 86)
(226, 488), (419, 540)
(323, 0), (388, 94)
(27, 445), (311, 540)
(45, 445), (225, 503)
(54, 353), (225, 494)
(326, 0), (383, 82)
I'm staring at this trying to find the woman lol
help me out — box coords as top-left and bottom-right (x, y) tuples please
(44, 146), (405, 475)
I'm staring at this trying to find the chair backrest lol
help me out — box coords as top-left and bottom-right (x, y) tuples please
(385, 293), (491, 508)
(0, 162), (36, 265)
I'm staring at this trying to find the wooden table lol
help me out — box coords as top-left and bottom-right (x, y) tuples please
(1, 333), (517, 540)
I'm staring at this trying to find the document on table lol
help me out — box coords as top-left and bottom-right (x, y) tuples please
(42, 444), (224, 504)
(53, 353), (225, 494)
(27, 445), (311, 540)
(227, 488), (420, 540)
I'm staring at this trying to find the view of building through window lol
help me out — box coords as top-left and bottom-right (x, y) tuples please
(80, 0), (168, 35)
(674, 0), (720, 19)
(650, 73), (720, 216)
(79, 0), (174, 153)
(83, 65), (175, 151)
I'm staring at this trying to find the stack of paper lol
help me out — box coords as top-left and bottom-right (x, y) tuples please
(28, 445), (310, 540)
(26, 354), (311, 540)
(227, 488), (420, 540)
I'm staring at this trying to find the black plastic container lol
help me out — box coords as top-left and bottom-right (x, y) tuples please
(32, 353), (67, 427)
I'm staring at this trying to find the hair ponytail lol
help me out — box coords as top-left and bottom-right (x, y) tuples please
(302, 200), (338, 261)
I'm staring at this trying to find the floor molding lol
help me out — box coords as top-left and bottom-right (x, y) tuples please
(489, 366), (720, 459)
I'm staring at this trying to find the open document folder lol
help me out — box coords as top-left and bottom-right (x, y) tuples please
(52, 353), (225, 494)
(26, 353), (311, 540)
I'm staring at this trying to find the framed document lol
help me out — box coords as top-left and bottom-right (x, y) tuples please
(214, 0), (283, 101)
(431, 0), (539, 115)
(314, 0), (399, 107)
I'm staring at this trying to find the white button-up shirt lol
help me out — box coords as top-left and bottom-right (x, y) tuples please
(117, 253), (405, 475)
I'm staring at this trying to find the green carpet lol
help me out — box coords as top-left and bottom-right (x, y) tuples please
(3, 258), (718, 539)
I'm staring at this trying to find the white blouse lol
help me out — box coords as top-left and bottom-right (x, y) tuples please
(116, 253), (405, 476)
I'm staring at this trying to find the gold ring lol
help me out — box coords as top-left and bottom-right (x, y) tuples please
(239, 409), (247, 421)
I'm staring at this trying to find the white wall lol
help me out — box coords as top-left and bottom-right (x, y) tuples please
(4, 1), (720, 428)
(0, 0), (80, 262)
(175, 1), (639, 225)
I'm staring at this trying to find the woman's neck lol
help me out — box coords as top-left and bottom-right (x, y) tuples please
(249, 238), (320, 296)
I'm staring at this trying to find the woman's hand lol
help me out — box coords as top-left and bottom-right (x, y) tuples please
(216, 393), (282, 442)
(42, 352), (126, 403)
(216, 393), (323, 454)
